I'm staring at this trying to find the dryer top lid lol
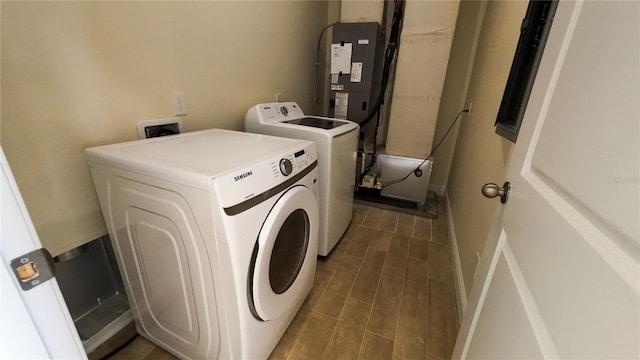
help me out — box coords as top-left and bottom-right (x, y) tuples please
(85, 129), (315, 190)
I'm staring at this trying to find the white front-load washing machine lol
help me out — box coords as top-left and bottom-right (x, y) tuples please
(245, 102), (358, 256)
(85, 129), (319, 359)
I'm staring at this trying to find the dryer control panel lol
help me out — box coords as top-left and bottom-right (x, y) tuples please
(279, 158), (293, 176)
(214, 142), (318, 212)
(269, 148), (315, 179)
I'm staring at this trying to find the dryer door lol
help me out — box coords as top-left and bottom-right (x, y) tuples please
(251, 185), (319, 321)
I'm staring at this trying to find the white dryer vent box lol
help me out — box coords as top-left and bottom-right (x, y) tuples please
(137, 117), (183, 139)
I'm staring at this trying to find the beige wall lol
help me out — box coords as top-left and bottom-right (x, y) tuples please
(341, 0), (384, 23)
(429, 0), (486, 194)
(385, 0), (459, 158)
(1, 1), (329, 256)
(446, 0), (527, 296)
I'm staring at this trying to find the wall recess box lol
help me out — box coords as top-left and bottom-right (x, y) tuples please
(137, 117), (183, 139)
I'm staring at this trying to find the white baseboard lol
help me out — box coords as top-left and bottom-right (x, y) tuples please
(445, 190), (467, 323)
(428, 184), (446, 197)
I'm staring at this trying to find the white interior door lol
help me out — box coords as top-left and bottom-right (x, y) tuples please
(453, 1), (639, 358)
(1, 150), (86, 359)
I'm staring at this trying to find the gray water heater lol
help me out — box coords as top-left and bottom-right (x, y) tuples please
(328, 22), (383, 123)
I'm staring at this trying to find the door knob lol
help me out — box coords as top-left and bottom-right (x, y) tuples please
(482, 182), (511, 204)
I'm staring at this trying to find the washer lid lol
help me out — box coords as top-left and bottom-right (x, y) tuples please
(245, 102), (359, 136)
(85, 129), (313, 190)
(282, 117), (348, 129)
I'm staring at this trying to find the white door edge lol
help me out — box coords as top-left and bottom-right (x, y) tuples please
(454, 227), (506, 359)
(1, 149), (86, 359)
(501, 241), (559, 358)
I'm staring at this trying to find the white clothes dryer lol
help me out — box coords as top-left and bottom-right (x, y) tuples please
(245, 102), (358, 256)
(85, 129), (319, 359)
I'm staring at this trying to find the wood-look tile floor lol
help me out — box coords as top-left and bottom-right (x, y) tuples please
(90, 203), (459, 360)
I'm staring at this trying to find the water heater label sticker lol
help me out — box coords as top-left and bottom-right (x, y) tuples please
(358, 39), (370, 45)
(331, 73), (339, 84)
(331, 84), (344, 91)
(350, 63), (363, 83)
(335, 92), (349, 120)
(331, 43), (352, 74)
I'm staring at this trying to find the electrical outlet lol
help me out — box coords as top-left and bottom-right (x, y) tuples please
(172, 91), (187, 116)
(466, 101), (473, 117)
(276, 93), (283, 102)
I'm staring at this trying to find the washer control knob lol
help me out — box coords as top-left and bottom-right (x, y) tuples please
(280, 106), (289, 116)
(279, 158), (293, 176)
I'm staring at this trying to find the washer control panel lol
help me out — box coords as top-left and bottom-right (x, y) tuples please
(254, 102), (305, 122)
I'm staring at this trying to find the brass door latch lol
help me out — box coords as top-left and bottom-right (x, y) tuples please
(11, 248), (56, 291)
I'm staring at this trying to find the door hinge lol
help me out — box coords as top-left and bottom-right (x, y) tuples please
(10, 248), (56, 291)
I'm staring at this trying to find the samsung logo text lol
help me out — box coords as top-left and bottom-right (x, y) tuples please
(234, 171), (253, 181)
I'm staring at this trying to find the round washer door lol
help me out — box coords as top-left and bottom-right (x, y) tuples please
(251, 185), (319, 321)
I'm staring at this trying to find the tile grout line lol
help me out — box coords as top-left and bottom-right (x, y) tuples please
(362, 207), (383, 230)
(336, 228), (376, 360)
(320, 215), (373, 360)
(388, 210), (400, 234)
(393, 212), (400, 233)
(133, 338), (156, 360)
(286, 206), (362, 360)
(354, 216), (395, 359)
(365, 328), (395, 343)
(283, 290), (322, 360)
(380, 209), (399, 234)
(425, 217), (435, 359)
(359, 223), (389, 231)
(410, 215), (417, 238)
(313, 225), (355, 359)
(391, 221), (412, 360)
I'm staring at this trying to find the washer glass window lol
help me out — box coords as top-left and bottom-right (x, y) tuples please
(283, 117), (344, 129)
(269, 209), (309, 294)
